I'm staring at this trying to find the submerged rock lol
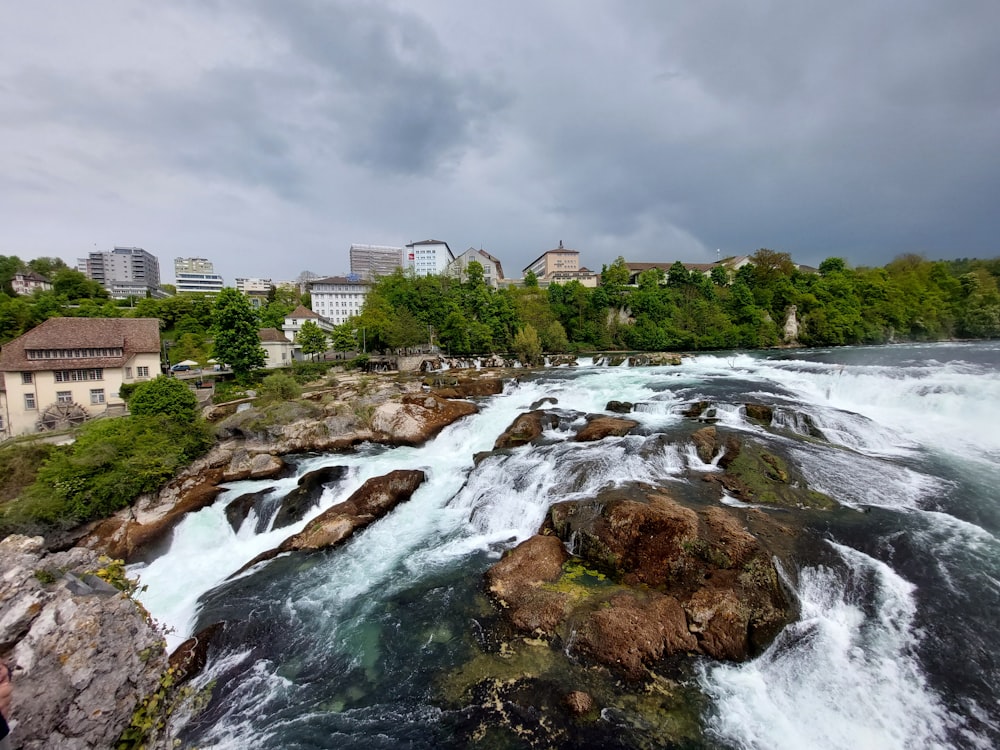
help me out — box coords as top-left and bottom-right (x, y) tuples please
(271, 465), (349, 530)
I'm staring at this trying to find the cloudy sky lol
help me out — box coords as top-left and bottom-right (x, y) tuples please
(3, 1), (999, 285)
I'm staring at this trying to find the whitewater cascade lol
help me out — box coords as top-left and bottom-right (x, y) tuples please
(132, 341), (1000, 749)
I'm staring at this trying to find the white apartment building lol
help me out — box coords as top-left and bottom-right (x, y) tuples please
(405, 240), (454, 277)
(308, 276), (371, 325)
(175, 257), (224, 294)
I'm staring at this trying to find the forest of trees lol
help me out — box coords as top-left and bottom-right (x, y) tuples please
(1, 251), (998, 359)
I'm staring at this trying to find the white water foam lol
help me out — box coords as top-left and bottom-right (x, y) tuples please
(699, 542), (959, 750)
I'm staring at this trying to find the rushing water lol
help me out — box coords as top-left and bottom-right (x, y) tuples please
(131, 342), (1000, 749)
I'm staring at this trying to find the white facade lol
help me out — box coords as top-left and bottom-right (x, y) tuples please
(308, 277), (371, 325)
(235, 277), (273, 294)
(282, 305), (335, 340)
(405, 240), (454, 277)
(175, 258), (224, 294)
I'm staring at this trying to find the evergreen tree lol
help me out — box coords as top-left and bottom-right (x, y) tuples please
(211, 288), (266, 379)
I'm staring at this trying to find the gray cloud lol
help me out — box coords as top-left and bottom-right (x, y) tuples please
(1, 0), (998, 282)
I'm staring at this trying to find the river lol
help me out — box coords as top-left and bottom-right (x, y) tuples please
(131, 341), (1000, 749)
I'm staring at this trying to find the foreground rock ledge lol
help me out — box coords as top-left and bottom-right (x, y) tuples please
(0, 535), (166, 750)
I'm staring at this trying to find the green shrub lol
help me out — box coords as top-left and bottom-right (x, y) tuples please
(128, 376), (200, 422)
(0, 441), (56, 504)
(212, 380), (248, 404)
(257, 372), (302, 404)
(290, 360), (332, 384)
(2, 414), (213, 531)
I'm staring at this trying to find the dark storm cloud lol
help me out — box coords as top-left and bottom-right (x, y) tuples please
(2, 0), (998, 279)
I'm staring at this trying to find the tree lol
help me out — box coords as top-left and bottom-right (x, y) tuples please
(296, 320), (328, 360)
(330, 323), (358, 355)
(524, 269), (539, 288)
(127, 376), (200, 422)
(211, 288), (266, 379)
(512, 324), (542, 365)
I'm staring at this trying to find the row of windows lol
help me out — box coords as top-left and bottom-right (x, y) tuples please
(54, 369), (104, 382)
(26, 348), (123, 360)
(24, 389), (105, 410)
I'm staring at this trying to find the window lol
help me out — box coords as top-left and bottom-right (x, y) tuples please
(125, 367), (133, 379)
(90, 389), (105, 405)
(21, 372), (32, 384)
(24, 393), (36, 410)
(57, 391), (73, 404)
(137, 366), (150, 378)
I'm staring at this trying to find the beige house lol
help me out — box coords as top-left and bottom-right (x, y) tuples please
(259, 328), (299, 369)
(0, 318), (161, 438)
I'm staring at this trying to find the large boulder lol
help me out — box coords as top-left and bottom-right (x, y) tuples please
(0, 535), (167, 750)
(430, 376), (505, 399)
(233, 470), (426, 574)
(573, 415), (638, 442)
(486, 487), (793, 678)
(494, 411), (561, 449)
(372, 394), (478, 446)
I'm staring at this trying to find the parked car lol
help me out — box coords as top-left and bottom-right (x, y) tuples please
(170, 364), (191, 372)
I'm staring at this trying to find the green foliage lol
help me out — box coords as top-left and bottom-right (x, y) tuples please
(290, 359), (333, 384)
(257, 372), (303, 403)
(128, 376), (200, 422)
(0, 440), (56, 503)
(3, 415), (213, 530)
(296, 319), (328, 359)
(211, 288), (266, 379)
(512, 324), (543, 365)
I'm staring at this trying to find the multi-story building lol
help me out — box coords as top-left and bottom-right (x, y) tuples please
(282, 305), (335, 341)
(349, 244), (403, 281)
(307, 276), (371, 326)
(175, 258), (224, 294)
(448, 247), (505, 288)
(11, 272), (53, 296)
(78, 246), (165, 299)
(522, 241), (580, 281)
(0, 318), (161, 439)
(405, 240), (454, 277)
(235, 277), (273, 309)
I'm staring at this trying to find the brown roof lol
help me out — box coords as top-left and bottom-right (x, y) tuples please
(259, 328), (291, 343)
(0, 317), (161, 372)
(287, 305), (320, 319)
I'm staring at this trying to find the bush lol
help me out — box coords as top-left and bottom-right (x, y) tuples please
(1, 415), (214, 531)
(290, 360), (333, 384)
(128, 376), (200, 422)
(0, 441), (57, 504)
(212, 380), (248, 404)
(257, 372), (302, 404)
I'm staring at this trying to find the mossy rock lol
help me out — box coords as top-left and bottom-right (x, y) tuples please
(721, 439), (836, 509)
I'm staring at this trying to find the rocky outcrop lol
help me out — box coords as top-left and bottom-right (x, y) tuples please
(234, 470), (426, 575)
(484, 487), (792, 679)
(371, 394), (478, 446)
(429, 376), (505, 399)
(494, 411), (561, 449)
(270, 465), (349, 530)
(573, 415), (638, 442)
(605, 400), (633, 414)
(743, 403), (774, 424)
(0, 535), (167, 750)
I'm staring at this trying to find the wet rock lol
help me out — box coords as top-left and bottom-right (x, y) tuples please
(494, 410), (560, 449)
(234, 470), (427, 575)
(575, 592), (698, 680)
(565, 690), (594, 715)
(573, 415), (639, 442)
(529, 396), (558, 410)
(683, 401), (713, 420)
(431, 377), (504, 399)
(372, 393), (478, 446)
(484, 534), (570, 634)
(224, 488), (279, 533)
(169, 622), (224, 685)
(0, 535), (167, 750)
(606, 400), (634, 414)
(271, 465), (349, 530)
(684, 588), (748, 660)
(744, 403), (774, 424)
(691, 426), (718, 464)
